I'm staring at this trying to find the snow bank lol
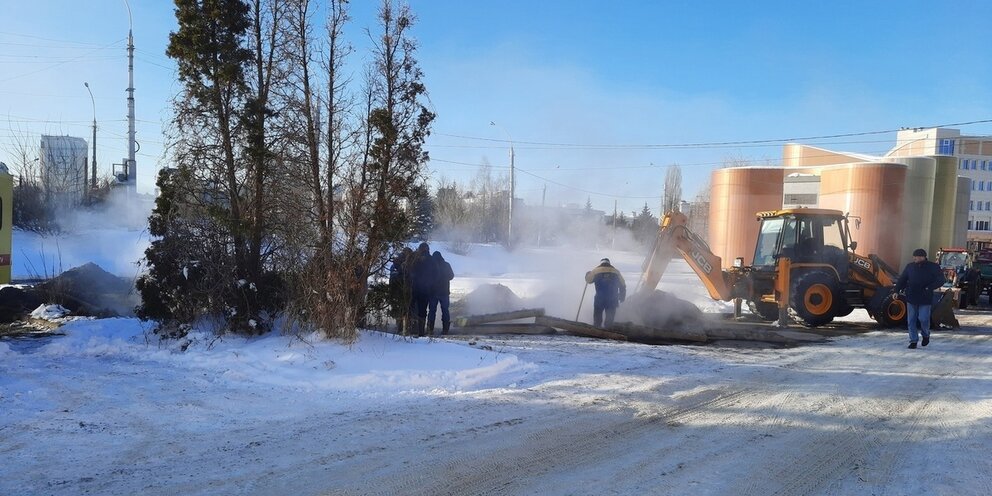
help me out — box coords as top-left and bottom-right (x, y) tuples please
(32, 318), (533, 395)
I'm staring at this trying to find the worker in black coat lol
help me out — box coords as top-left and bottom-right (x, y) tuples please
(427, 251), (455, 336)
(389, 247), (413, 334)
(584, 258), (626, 328)
(409, 242), (436, 337)
(893, 248), (945, 349)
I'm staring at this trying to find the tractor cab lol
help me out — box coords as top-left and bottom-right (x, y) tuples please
(935, 248), (970, 285)
(752, 209), (851, 273)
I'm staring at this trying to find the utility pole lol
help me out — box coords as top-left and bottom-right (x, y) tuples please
(538, 183), (546, 246)
(124, 0), (136, 198)
(612, 199), (618, 249)
(490, 121), (514, 248)
(83, 82), (97, 194)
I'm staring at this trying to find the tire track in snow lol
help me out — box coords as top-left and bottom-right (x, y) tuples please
(334, 387), (752, 496)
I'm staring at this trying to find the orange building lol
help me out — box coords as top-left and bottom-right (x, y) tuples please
(709, 141), (970, 268)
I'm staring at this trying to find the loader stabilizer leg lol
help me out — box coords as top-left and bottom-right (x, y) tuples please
(931, 289), (960, 329)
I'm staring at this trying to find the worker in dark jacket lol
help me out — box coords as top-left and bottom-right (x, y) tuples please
(409, 242), (436, 337)
(389, 248), (413, 334)
(584, 258), (626, 328)
(894, 248), (945, 349)
(427, 251), (455, 336)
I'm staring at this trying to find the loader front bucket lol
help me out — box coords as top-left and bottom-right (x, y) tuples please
(931, 288), (960, 329)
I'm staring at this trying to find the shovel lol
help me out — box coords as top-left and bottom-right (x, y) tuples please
(575, 283), (589, 321)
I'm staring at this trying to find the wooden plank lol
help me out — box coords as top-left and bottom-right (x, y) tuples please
(454, 308), (546, 327)
(444, 324), (558, 336)
(535, 316), (628, 341)
(702, 326), (825, 344)
(610, 322), (708, 343)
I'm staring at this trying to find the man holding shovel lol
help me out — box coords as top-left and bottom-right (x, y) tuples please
(584, 258), (626, 328)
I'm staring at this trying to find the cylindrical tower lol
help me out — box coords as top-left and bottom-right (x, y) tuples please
(889, 157), (937, 267)
(953, 176), (971, 248)
(709, 167), (784, 267)
(819, 162), (907, 268)
(930, 156), (960, 255)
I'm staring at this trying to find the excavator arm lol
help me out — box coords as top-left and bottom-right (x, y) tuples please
(638, 211), (735, 301)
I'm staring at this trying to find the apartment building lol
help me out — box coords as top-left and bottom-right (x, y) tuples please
(889, 127), (992, 246)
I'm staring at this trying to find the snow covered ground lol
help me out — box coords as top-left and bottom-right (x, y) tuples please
(3, 231), (992, 495)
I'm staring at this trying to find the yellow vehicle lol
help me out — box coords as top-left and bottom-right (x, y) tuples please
(0, 164), (12, 284)
(638, 208), (933, 328)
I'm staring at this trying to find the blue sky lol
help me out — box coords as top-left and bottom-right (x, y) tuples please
(2, 1), (992, 214)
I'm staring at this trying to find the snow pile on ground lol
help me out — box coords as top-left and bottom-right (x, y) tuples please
(25, 318), (534, 395)
(29, 303), (70, 320)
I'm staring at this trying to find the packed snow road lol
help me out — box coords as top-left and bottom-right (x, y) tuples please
(3, 314), (992, 495)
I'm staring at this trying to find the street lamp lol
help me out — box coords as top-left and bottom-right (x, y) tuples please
(83, 82), (97, 193)
(490, 121), (515, 247)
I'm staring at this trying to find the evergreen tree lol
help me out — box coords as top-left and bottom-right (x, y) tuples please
(142, 0), (280, 334)
(632, 203), (659, 244)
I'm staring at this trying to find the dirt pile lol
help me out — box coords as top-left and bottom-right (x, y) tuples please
(618, 290), (705, 330)
(452, 284), (525, 316)
(1, 263), (138, 322)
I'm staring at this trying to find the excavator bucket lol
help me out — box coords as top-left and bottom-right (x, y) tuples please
(931, 288), (960, 329)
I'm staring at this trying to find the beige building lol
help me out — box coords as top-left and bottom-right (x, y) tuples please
(888, 128), (992, 249)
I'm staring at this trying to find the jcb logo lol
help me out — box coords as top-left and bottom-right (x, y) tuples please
(855, 258), (872, 271)
(691, 249), (713, 273)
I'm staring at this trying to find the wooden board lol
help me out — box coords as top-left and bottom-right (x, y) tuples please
(535, 316), (628, 341)
(610, 322), (708, 343)
(444, 324), (557, 336)
(702, 325), (826, 344)
(454, 308), (546, 327)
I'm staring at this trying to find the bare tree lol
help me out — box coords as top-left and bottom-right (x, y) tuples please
(469, 161), (509, 243)
(661, 163), (682, 215)
(284, 0), (434, 339)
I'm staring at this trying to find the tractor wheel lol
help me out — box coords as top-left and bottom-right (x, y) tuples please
(873, 292), (907, 328)
(790, 272), (839, 327)
(747, 301), (779, 321)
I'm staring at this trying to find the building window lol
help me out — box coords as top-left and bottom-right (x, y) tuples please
(971, 201), (975, 210)
(973, 160), (978, 170)
(984, 161), (988, 171)
(969, 220), (974, 230)
(986, 201), (990, 210)
(939, 138), (955, 155)
(960, 159), (966, 170)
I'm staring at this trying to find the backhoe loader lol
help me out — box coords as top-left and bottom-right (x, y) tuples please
(639, 208), (957, 328)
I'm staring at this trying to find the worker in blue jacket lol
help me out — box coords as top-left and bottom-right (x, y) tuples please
(584, 258), (626, 328)
(893, 248), (945, 349)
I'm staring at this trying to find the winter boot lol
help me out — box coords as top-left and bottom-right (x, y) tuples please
(908, 342), (918, 349)
(442, 320), (450, 336)
(922, 335), (930, 347)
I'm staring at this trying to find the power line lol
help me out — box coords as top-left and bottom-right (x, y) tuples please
(0, 38), (128, 83)
(429, 146), (901, 172)
(0, 31), (124, 47)
(425, 138), (907, 151)
(434, 118), (992, 150)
